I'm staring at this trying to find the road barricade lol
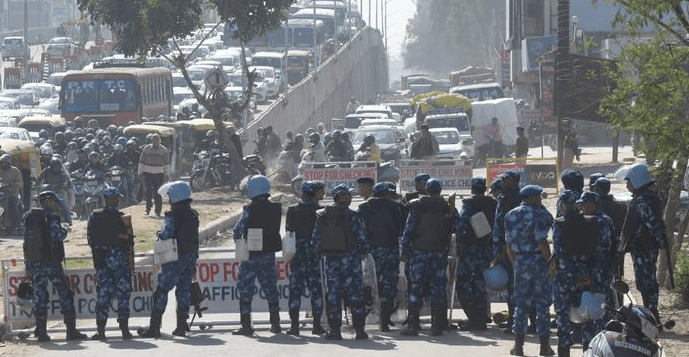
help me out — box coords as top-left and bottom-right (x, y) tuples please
(3, 68), (21, 89)
(398, 158), (473, 192)
(300, 161), (377, 193)
(486, 157), (559, 195)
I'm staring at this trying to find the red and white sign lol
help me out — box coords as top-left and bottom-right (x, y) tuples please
(398, 160), (473, 191)
(301, 162), (377, 193)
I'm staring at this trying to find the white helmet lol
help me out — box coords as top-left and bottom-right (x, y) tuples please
(158, 181), (192, 203)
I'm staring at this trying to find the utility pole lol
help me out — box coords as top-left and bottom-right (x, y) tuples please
(556, 0), (571, 167)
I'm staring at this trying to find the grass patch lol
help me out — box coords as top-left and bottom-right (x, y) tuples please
(134, 229), (156, 253)
(64, 257), (94, 270)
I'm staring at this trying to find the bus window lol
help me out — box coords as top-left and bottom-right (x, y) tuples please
(99, 80), (135, 111)
(63, 80), (99, 112)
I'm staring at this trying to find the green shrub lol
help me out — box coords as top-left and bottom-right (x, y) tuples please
(674, 248), (689, 303)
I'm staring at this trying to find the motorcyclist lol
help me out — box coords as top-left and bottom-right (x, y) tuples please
(106, 124), (118, 138)
(39, 145), (54, 169)
(108, 144), (130, 168)
(100, 135), (114, 158)
(324, 130), (350, 162)
(54, 131), (68, 157)
(65, 142), (79, 164)
(341, 132), (355, 161)
(356, 134), (381, 164)
(86, 152), (108, 174)
(35, 157), (73, 226)
(1, 154), (23, 234)
(68, 149), (89, 173)
(38, 129), (50, 142)
(302, 133), (325, 162)
(125, 140), (141, 167)
(197, 130), (221, 153)
(64, 129), (74, 143)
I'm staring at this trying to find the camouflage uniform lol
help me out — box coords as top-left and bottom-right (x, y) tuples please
(286, 199), (324, 315)
(505, 201), (553, 337)
(455, 194), (497, 329)
(400, 190), (456, 336)
(232, 196), (282, 335)
(491, 185), (521, 327)
(552, 203), (614, 350)
(87, 205), (132, 335)
(623, 189), (666, 320)
(312, 201), (369, 340)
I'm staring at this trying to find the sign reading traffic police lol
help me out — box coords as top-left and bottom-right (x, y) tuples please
(398, 159), (473, 191)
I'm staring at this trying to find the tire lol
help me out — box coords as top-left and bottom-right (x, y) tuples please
(189, 173), (212, 192)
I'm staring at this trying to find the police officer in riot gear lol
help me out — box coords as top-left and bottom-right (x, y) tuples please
(556, 169), (585, 217)
(23, 191), (87, 342)
(36, 157), (73, 226)
(312, 184), (370, 340)
(139, 181), (199, 338)
(620, 163), (667, 327)
(401, 178), (456, 337)
(455, 177), (497, 331)
(88, 187), (133, 341)
(403, 173), (430, 205)
(491, 169), (521, 332)
(285, 180), (326, 336)
(358, 182), (404, 332)
(504, 185), (554, 356)
(593, 177), (627, 298)
(231, 175), (283, 336)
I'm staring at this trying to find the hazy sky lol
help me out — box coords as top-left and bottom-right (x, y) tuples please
(358, 0), (415, 59)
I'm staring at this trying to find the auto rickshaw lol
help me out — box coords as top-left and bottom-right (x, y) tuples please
(178, 118), (236, 153)
(17, 115), (67, 141)
(286, 50), (310, 85)
(123, 124), (181, 180)
(0, 138), (41, 213)
(142, 120), (194, 174)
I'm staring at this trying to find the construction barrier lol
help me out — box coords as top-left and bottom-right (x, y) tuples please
(3, 68), (21, 89)
(25, 63), (42, 83)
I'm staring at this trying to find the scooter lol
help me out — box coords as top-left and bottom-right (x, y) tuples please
(83, 169), (107, 218)
(106, 165), (130, 206)
(583, 280), (674, 357)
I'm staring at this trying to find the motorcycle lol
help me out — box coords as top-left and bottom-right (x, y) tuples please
(189, 150), (232, 192)
(105, 165), (131, 207)
(70, 169), (87, 220)
(83, 169), (108, 218)
(583, 280), (674, 357)
(243, 153), (266, 176)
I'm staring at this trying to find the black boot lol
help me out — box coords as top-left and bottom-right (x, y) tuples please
(118, 318), (133, 339)
(380, 301), (393, 332)
(401, 308), (420, 336)
(286, 310), (300, 336)
(558, 344), (570, 357)
(232, 313), (254, 336)
(172, 309), (189, 337)
(539, 334), (555, 356)
(92, 319), (107, 341)
(64, 311), (87, 340)
(269, 311), (282, 333)
(461, 302), (487, 331)
(138, 310), (163, 338)
(35, 315), (51, 342)
(431, 310), (446, 336)
(510, 333), (525, 356)
(325, 315), (342, 340)
(353, 314), (368, 340)
(312, 313), (326, 335)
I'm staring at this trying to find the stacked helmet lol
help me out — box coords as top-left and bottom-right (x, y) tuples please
(625, 163), (655, 190)
(246, 175), (271, 199)
(308, 132), (320, 144)
(107, 124), (118, 135)
(588, 172), (605, 190)
(67, 141), (78, 151)
(158, 181), (192, 203)
(425, 178), (442, 195)
(40, 145), (53, 156)
(484, 265), (509, 290)
(127, 139), (137, 148)
(113, 144), (124, 153)
(102, 187), (123, 199)
(55, 131), (65, 141)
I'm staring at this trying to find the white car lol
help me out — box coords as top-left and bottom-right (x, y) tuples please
(249, 66), (279, 98)
(0, 89), (40, 108)
(21, 82), (58, 100)
(430, 127), (475, 160)
(0, 127), (32, 141)
(46, 37), (76, 57)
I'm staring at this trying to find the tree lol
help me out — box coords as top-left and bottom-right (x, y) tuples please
(596, 0), (689, 287)
(77, 0), (295, 178)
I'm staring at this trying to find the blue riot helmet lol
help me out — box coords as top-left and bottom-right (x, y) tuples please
(246, 175), (271, 199)
(301, 180), (318, 195)
(372, 182), (393, 197)
(102, 187), (123, 199)
(483, 265), (509, 291)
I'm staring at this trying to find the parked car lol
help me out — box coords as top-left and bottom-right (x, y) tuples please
(20, 82), (58, 100)
(430, 127), (475, 160)
(1, 36), (30, 61)
(351, 124), (407, 162)
(46, 37), (76, 57)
